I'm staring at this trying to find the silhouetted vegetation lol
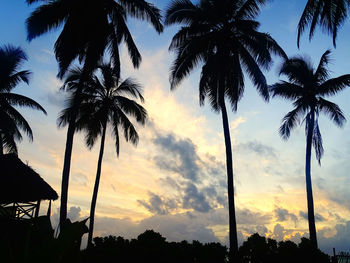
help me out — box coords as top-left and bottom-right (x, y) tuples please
(1, 1), (350, 262)
(298, 0), (349, 47)
(81, 231), (331, 263)
(0, 216), (88, 263)
(270, 50), (350, 247)
(26, 0), (163, 228)
(165, 0), (286, 261)
(58, 62), (147, 247)
(0, 45), (46, 155)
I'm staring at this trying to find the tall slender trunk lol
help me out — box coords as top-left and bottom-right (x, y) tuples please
(0, 134), (3, 155)
(220, 99), (239, 263)
(305, 108), (317, 247)
(59, 86), (83, 228)
(87, 121), (107, 248)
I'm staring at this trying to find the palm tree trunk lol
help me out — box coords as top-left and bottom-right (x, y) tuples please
(87, 121), (107, 248)
(59, 86), (83, 228)
(305, 108), (317, 247)
(220, 99), (239, 263)
(0, 135), (3, 155)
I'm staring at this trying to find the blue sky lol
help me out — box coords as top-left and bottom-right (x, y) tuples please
(1, 0), (350, 254)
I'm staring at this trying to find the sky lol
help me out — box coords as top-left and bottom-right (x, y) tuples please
(1, 0), (350, 254)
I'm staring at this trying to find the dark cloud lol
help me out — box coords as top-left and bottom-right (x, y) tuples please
(236, 208), (272, 225)
(236, 140), (277, 158)
(138, 183), (213, 214)
(318, 221), (350, 254)
(275, 207), (298, 223)
(183, 183), (211, 213)
(153, 134), (200, 181)
(137, 192), (178, 215)
(149, 132), (227, 214)
(299, 211), (326, 222)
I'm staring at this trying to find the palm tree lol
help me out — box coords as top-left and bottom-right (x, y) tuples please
(297, 0), (350, 47)
(26, 0), (162, 226)
(0, 45), (46, 155)
(270, 50), (350, 247)
(58, 63), (147, 248)
(165, 0), (286, 261)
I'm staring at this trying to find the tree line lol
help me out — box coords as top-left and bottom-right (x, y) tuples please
(1, 1), (350, 262)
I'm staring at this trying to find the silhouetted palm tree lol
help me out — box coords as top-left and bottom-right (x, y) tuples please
(165, 0), (286, 261)
(26, 0), (162, 226)
(0, 45), (46, 155)
(297, 0), (350, 47)
(58, 63), (147, 248)
(270, 50), (350, 247)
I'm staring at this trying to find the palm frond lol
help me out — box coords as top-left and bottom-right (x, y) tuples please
(239, 46), (269, 101)
(315, 49), (331, 82)
(165, 0), (198, 26)
(312, 119), (324, 165)
(3, 105), (33, 141)
(114, 108), (139, 146)
(279, 106), (303, 140)
(269, 81), (303, 100)
(279, 57), (314, 86)
(297, 0), (317, 47)
(116, 96), (147, 124)
(317, 74), (350, 96)
(318, 97), (346, 127)
(2, 93), (46, 114)
(170, 36), (208, 89)
(117, 78), (145, 102)
(119, 0), (163, 33)
(1, 131), (18, 155)
(26, 0), (67, 41)
(236, 0), (268, 19)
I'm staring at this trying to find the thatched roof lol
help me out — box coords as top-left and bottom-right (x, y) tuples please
(0, 153), (58, 203)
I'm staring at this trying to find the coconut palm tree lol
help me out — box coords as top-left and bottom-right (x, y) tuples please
(165, 0), (286, 261)
(58, 63), (147, 248)
(26, 0), (162, 226)
(297, 0), (350, 47)
(0, 45), (46, 155)
(270, 50), (350, 247)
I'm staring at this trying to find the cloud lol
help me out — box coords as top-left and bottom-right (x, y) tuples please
(274, 207), (298, 224)
(237, 208), (272, 225)
(236, 140), (277, 158)
(153, 133), (200, 182)
(137, 192), (178, 215)
(319, 221), (350, 254)
(183, 183), (211, 213)
(299, 211), (326, 222)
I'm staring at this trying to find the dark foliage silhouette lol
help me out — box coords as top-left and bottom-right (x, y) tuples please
(165, 0), (286, 261)
(82, 230), (228, 263)
(270, 50), (350, 247)
(298, 0), (350, 47)
(239, 233), (330, 263)
(58, 63), (147, 248)
(0, 215), (88, 263)
(0, 45), (46, 155)
(26, 0), (163, 228)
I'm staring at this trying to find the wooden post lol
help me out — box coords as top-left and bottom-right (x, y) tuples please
(35, 200), (41, 218)
(47, 200), (51, 217)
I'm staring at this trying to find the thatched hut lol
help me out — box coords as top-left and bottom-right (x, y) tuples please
(0, 153), (58, 219)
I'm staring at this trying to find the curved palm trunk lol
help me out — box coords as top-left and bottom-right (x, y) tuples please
(305, 109), (317, 247)
(220, 99), (239, 263)
(0, 135), (3, 155)
(87, 121), (107, 248)
(59, 87), (83, 228)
